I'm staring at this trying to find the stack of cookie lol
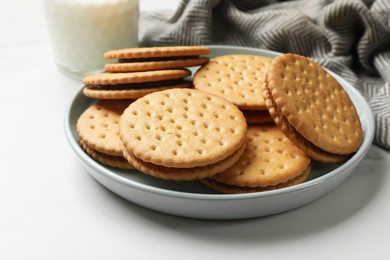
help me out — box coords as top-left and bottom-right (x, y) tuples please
(78, 46), (210, 169)
(82, 46), (210, 100)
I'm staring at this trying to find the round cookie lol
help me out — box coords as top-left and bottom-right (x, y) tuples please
(82, 69), (192, 100)
(105, 57), (210, 72)
(210, 125), (311, 188)
(242, 110), (274, 124)
(201, 166), (310, 194)
(122, 143), (246, 181)
(193, 54), (272, 110)
(83, 69), (191, 85)
(119, 88), (248, 168)
(77, 100), (132, 156)
(104, 46), (210, 73)
(83, 82), (191, 100)
(264, 53), (363, 163)
(104, 46), (210, 60)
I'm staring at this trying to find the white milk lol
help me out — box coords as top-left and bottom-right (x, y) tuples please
(44, 0), (138, 79)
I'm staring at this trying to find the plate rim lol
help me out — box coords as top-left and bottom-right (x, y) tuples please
(64, 45), (375, 201)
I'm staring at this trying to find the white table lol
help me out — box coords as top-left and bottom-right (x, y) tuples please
(1, 1), (390, 259)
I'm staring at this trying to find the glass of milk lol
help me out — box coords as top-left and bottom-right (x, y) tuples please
(43, 0), (139, 79)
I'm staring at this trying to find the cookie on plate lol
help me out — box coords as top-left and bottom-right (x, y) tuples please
(82, 69), (192, 100)
(193, 54), (272, 110)
(122, 142), (246, 181)
(201, 167), (310, 194)
(202, 124), (311, 194)
(104, 46), (210, 72)
(263, 53), (363, 163)
(76, 100), (133, 169)
(119, 88), (248, 180)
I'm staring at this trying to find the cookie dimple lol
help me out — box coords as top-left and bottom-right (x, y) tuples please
(265, 53), (362, 157)
(193, 54), (273, 110)
(120, 88), (247, 168)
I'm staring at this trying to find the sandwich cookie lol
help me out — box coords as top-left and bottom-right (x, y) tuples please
(242, 110), (274, 125)
(193, 54), (273, 110)
(263, 53), (363, 163)
(202, 125), (311, 194)
(119, 88), (248, 181)
(104, 46), (210, 72)
(82, 69), (192, 99)
(76, 100), (134, 169)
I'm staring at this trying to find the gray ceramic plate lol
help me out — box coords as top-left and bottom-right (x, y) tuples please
(65, 46), (375, 220)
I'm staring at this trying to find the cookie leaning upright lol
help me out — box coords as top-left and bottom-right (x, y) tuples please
(263, 53), (363, 163)
(104, 46), (210, 72)
(119, 88), (248, 181)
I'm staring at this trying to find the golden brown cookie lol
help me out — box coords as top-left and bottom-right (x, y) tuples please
(209, 125), (311, 189)
(264, 53), (363, 163)
(77, 100), (132, 156)
(193, 54), (272, 110)
(82, 69), (192, 100)
(122, 143), (246, 181)
(82, 82), (191, 100)
(104, 46), (210, 60)
(119, 88), (248, 169)
(104, 46), (210, 72)
(105, 58), (210, 73)
(201, 165), (310, 194)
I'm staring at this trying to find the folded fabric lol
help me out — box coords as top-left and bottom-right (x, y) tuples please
(140, 0), (390, 150)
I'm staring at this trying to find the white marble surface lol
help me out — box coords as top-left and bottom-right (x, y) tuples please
(1, 0), (390, 259)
